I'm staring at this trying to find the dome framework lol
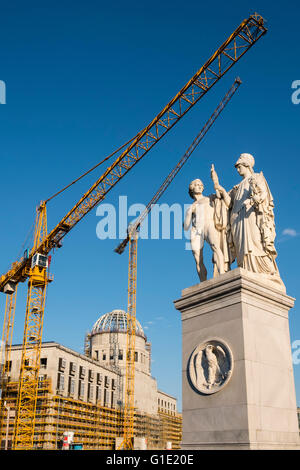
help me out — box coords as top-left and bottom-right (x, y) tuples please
(91, 309), (146, 339)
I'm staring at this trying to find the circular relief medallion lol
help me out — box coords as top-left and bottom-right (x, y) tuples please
(188, 338), (234, 395)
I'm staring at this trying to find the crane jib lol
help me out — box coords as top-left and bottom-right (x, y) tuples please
(0, 14), (267, 293)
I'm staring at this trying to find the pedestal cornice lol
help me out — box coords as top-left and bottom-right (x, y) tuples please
(174, 268), (294, 320)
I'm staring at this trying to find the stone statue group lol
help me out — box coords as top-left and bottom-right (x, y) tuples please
(184, 153), (283, 288)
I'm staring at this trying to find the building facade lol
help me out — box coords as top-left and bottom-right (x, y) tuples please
(0, 309), (182, 450)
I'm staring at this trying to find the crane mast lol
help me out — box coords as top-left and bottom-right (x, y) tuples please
(0, 290), (18, 385)
(122, 231), (138, 449)
(13, 203), (51, 449)
(0, 288), (18, 436)
(0, 13), (266, 450)
(116, 78), (242, 449)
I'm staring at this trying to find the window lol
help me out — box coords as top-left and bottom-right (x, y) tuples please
(96, 386), (102, 403)
(78, 380), (85, 398)
(79, 366), (86, 378)
(58, 358), (66, 371)
(39, 255), (48, 267)
(102, 352), (106, 361)
(104, 389), (108, 406)
(95, 350), (99, 360)
(5, 361), (12, 372)
(68, 377), (75, 396)
(57, 373), (64, 391)
(135, 351), (138, 362)
(111, 379), (116, 390)
(40, 358), (47, 369)
(88, 383), (94, 401)
(104, 376), (110, 388)
(38, 374), (47, 384)
(88, 370), (94, 381)
(118, 350), (123, 360)
(97, 373), (103, 385)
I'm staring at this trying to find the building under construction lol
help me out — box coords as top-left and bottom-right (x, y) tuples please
(0, 309), (182, 450)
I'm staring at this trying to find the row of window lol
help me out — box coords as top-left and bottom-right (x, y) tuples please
(6, 357), (115, 392)
(4, 359), (47, 372)
(57, 373), (116, 406)
(94, 349), (148, 364)
(7, 350), (148, 377)
(57, 370), (116, 392)
(158, 398), (176, 411)
(58, 358), (115, 386)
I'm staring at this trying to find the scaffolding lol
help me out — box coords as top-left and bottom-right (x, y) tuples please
(158, 410), (182, 450)
(0, 378), (182, 450)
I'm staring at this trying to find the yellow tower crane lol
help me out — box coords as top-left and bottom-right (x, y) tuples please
(0, 14), (266, 450)
(115, 78), (242, 449)
(12, 203), (51, 449)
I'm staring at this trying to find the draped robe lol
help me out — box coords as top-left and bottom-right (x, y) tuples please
(228, 172), (279, 276)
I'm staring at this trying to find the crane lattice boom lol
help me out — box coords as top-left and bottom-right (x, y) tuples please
(0, 13), (266, 294)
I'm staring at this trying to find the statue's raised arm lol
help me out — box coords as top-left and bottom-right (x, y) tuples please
(210, 164), (232, 208)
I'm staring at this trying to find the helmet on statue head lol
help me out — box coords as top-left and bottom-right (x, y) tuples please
(234, 153), (255, 171)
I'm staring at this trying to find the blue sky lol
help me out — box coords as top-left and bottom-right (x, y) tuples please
(0, 1), (300, 411)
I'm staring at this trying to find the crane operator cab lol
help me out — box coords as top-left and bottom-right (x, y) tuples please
(31, 253), (48, 270)
(30, 253), (49, 286)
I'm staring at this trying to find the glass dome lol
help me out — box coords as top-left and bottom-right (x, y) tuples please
(91, 309), (146, 339)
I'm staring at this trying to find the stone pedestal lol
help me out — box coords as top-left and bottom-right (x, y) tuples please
(174, 268), (299, 450)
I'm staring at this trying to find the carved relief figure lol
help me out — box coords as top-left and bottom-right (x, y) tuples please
(204, 344), (222, 389)
(190, 340), (233, 394)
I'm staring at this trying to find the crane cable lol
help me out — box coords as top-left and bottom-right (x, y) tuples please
(13, 134), (140, 264)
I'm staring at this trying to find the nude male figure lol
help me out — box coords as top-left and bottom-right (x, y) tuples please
(184, 179), (225, 282)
